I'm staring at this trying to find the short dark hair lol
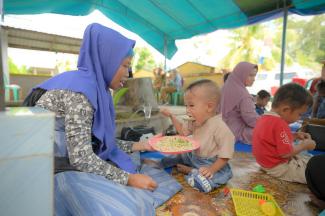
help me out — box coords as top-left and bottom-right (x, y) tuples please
(272, 83), (313, 109)
(186, 79), (212, 90)
(186, 79), (220, 101)
(316, 80), (325, 94)
(257, 90), (271, 99)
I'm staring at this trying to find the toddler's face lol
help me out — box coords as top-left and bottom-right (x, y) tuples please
(184, 88), (212, 126)
(260, 97), (270, 107)
(282, 105), (308, 124)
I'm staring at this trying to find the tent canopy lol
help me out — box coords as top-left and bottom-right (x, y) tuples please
(4, 0), (325, 59)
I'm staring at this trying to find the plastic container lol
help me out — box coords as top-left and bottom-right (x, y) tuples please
(230, 189), (285, 216)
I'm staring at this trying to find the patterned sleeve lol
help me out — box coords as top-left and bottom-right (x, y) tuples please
(116, 139), (133, 153)
(36, 90), (129, 185)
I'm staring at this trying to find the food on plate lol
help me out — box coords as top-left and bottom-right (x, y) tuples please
(154, 136), (193, 152)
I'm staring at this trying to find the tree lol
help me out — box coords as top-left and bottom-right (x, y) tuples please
(56, 59), (73, 73)
(8, 57), (29, 74)
(273, 14), (324, 70)
(133, 47), (156, 72)
(220, 14), (325, 71)
(220, 24), (273, 70)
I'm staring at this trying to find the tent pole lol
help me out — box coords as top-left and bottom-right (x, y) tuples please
(163, 35), (167, 72)
(280, 1), (288, 86)
(0, 0), (5, 111)
(0, 0), (3, 22)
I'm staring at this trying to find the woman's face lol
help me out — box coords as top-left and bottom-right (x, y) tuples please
(245, 69), (257, 87)
(109, 57), (132, 90)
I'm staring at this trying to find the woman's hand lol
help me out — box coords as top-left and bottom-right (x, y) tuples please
(132, 140), (154, 152)
(127, 174), (157, 191)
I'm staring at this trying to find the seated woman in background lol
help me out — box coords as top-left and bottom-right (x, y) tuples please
(220, 62), (259, 144)
(153, 67), (166, 94)
(312, 80), (325, 119)
(160, 69), (183, 104)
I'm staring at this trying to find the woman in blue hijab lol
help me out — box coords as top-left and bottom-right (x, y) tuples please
(24, 23), (181, 215)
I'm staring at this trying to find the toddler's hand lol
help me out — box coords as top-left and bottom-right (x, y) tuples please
(160, 108), (172, 118)
(295, 132), (311, 140)
(199, 166), (214, 179)
(127, 174), (157, 191)
(303, 139), (316, 150)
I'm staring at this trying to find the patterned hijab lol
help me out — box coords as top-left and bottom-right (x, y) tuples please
(37, 23), (136, 173)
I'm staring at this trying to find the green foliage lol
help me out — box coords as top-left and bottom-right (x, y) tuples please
(220, 25), (265, 69)
(113, 87), (129, 108)
(220, 14), (325, 71)
(134, 47), (156, 72)
(56, 59), (73, 72)
(8, 57), (29, 74)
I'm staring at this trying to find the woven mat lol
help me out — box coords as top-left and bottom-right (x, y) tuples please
(156, 152), (320, 216)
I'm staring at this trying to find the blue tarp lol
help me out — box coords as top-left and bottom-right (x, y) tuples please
(4, 0), (325, 58)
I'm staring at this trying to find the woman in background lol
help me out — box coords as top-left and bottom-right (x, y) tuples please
(220, 62), (259, 144)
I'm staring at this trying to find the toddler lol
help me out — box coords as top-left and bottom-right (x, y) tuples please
(253, 83), (315, 184)
(160, 79), (235, 192)
(255, 89), (271, 115)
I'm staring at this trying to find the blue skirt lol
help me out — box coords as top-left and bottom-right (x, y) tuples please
(55, 164), (182, 216)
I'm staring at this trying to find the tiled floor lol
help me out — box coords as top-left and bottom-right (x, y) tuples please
(156, 152), (321, 216)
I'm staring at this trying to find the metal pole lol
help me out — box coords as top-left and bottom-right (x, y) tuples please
(163, 35), (167, 72)
(0, 0), (3, 22)
(280, 2), (288, 86)
(0, 0), (5, 111)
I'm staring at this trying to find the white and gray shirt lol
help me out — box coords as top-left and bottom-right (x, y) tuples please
(36, 89), (133, 185)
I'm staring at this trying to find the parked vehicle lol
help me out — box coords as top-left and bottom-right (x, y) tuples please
(247, 70), (315, 96)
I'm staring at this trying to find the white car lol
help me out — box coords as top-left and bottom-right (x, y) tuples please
(247, 70), (315, 96)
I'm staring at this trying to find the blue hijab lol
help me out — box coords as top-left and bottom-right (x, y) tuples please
(37, 23), (136, 173)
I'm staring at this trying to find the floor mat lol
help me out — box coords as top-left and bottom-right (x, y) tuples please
(156, 152), (322, 216)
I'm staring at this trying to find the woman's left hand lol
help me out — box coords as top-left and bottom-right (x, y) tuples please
(132, 140), (154, 152)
